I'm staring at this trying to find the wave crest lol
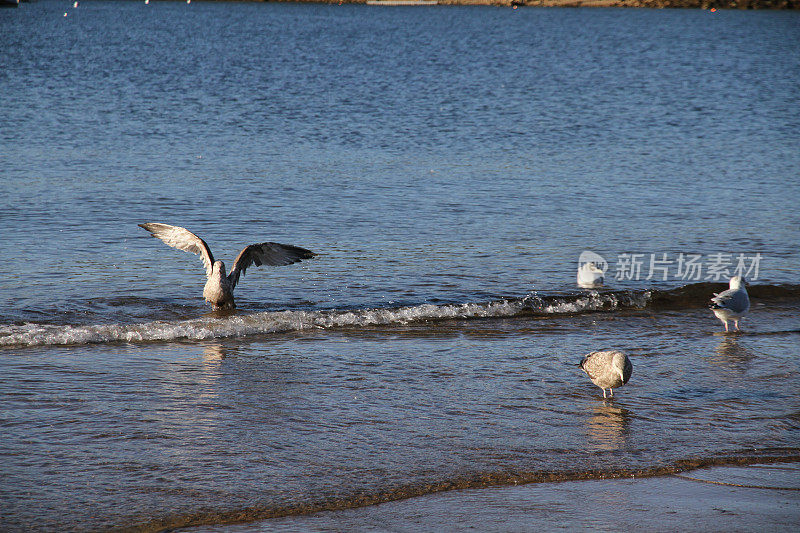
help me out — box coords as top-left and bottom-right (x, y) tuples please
(0, 291), (641, 348)
(2, 283), (798, 348)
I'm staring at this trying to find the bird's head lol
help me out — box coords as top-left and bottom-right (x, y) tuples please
(214, 261), (226, 276)
(730, 275), (747, 289)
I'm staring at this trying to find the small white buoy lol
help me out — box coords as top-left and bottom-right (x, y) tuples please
(145, 0), (150, 4)
(73, 1), (78, 7)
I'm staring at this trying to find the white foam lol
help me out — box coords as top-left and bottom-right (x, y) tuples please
(0, 293), (650, 348)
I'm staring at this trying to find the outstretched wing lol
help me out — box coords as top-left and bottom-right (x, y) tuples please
(138, 223), (215, 278)
(228, 242), (315, 289)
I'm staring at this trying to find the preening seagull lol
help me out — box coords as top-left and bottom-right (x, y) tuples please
(579, 350), (633, 399)
(577, 262), (604, 288)
(710, 275), (750, 332)
(139, 223), (315, 310)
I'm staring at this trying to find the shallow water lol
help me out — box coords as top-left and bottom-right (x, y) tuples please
(192, 463), (800, 532)
(1, 1), (799, 531)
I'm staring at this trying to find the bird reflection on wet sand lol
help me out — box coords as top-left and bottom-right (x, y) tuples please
(192, 343), (228, 405)
(709, 338), (756, 378)
(203, 342), (227, 362)
(586, 402), (631, 451)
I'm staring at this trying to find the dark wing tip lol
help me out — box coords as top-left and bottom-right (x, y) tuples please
(138, 222), (163, 233)
(270, 242), (316, 264)
(284, 243), (315, 258)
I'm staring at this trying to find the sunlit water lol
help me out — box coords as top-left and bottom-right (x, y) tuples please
(1, 1), (799, 531)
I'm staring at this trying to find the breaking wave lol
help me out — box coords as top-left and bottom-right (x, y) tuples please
(2, 283), (798, 348)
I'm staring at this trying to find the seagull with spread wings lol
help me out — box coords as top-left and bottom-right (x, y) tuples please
(139, 223), (315, 310)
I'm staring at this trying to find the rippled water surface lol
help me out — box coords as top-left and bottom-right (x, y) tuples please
(1, 1), (799, 531)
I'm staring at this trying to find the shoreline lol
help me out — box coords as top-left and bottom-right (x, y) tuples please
(181, 462), (800, 532)
(128, 456), (800, 531)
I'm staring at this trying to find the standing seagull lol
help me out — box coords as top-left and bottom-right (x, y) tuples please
(579, 350), (633, 399)
(710, 275), (750, 332)
(139, 223), (315, 310)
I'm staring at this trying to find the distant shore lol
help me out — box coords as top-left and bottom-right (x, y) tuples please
(261, 0), (799, 8)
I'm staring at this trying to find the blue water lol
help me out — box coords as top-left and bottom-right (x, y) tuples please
(1, 1), (799, 531)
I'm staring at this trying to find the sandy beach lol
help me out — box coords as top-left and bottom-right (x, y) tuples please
(188, 462), (800, 531)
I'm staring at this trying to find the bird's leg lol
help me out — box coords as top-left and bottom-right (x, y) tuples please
(609, 388), (614, 397)
(602, 389), (607, 399)
(734, 320), (740, 331)
(724, 321), (729, 332)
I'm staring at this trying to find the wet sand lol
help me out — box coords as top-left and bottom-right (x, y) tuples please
(192, 463), (800, 531)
